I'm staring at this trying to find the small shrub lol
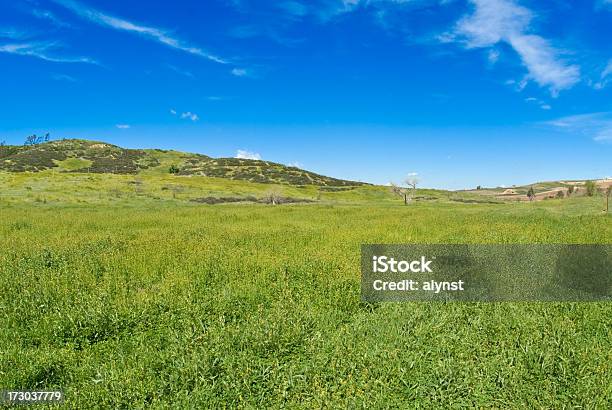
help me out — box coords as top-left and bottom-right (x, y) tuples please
(527, 186), (535, 201)
(585, 180), (596, 197)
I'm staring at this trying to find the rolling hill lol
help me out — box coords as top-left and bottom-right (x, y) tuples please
(461, 178), (612, 201)
(0, 139), (366, 187)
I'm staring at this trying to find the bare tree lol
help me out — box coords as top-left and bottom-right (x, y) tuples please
(263, 188), (282, 205)
(404, 175), (419, 203)
(389, 174), (420, 205)
(389, 182), (407, 204)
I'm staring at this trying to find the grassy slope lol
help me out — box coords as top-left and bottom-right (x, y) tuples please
(465, 180), (603, 196)
(0, 171), (471, 205)
(0, 139), (366, 186)
(0, 177), (610, 407)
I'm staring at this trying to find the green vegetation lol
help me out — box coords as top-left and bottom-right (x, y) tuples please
(0, 139), (366, 186)
(0, 139), (156, 174)
(1, 146), (610, 407)
(1, 169), (611, 407)
(0, 170), (475, 206)
(585, 180), (596, 197)
(527, 186), (535, 201)
(53, 158), (93, 172)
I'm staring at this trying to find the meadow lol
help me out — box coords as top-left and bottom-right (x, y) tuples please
(1, 173), (611, 408)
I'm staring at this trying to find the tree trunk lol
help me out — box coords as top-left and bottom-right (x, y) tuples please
(404, 193), (407, 205)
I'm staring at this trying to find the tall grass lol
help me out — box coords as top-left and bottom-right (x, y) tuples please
(0, 198), (610, 407)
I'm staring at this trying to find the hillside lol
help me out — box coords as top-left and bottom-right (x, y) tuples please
(0, 139), (366, 187)
(462, 179), (612, 201)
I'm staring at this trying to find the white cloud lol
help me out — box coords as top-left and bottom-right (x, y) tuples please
(235, 149), (262, 160)
(487, 49), (500, 64)
(449, 0), (580, 95)
(170, 109), (198, 121)
(116, 124), (130, 129)
(52, 0), (227, 64)
(602, 60), (612, 78)
(166, 64), (194, 78)
(593, 59), (612, 90)
(288, 161), (303, 168)
(32, 9), (72, 28)
(545, 112), (612, 143)
(278, 2), (308, 17)
(52, 73), (77, 82)
(525, 96), (551, 110)
(0, 27), (30, 40)
(231, 68), (250, 77)
(180, 112), (199, 121)
(0, 42), (97, 64)
(407, 172), (419, 176)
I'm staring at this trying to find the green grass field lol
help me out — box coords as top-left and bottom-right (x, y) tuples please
(1, 172), (611, 407)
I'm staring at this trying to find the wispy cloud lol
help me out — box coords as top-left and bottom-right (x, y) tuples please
(593, 59), (612, 90)
(170, 110), (199, 121)
(180, 112), (199, 121)
(52, 73), (77, 82)
(170, 109), (199, 121)
(235, 149), (262, 160)
(115, 124), (130, 129)
(288, 161), (303, 168)
(228, 0), (365, 22)
(206, 96), (233, 101)
(278, 2), (309, 17)
(231, 67), (251, 77)
(228, 24), (304, 46)
(603, 60), (612, 78)
(166, 64), (194, 78)
(545, 112), (612, 142)
(31, 9), (72, 28)
(0, 42), (97, 64)
(0, 27), (30, 40)
(487, 48), (500, 64)
(52, 0), (227, 64)
(446, 0), (580, 95)
(525, 96), (551, 110)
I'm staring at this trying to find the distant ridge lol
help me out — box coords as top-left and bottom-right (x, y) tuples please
(0, 139), (367, 187)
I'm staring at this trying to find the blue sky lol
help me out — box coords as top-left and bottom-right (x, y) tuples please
(0, 0), (611, 189)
